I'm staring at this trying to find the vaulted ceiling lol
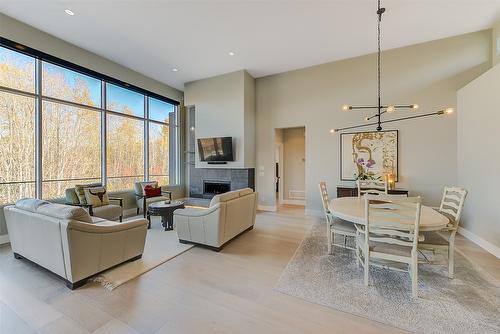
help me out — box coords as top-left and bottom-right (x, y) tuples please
(1, 0), (499, 90)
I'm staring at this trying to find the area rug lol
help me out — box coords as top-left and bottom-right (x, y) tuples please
(275, 222), (500, 334)
(92, 216), (193, 290)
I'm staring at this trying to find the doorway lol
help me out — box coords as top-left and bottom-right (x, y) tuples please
(275, 127), (306, 209)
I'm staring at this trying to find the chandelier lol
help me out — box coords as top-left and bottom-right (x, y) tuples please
(333, 0), (454, 133)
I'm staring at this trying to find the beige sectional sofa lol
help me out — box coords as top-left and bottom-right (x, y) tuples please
(174, 188), (257, 251)
(4, 199), (148, 289)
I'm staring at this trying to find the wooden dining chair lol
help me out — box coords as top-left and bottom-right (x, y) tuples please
(356, 194), (422, 298)
(357, 179), (388, 197)
(418, 186), (467, 278)
(319, 181), (356, 254)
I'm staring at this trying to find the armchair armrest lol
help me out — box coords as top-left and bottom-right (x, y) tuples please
(68, 218), (148, 233)
(65, 202), (94, 216)
(109, 197), (123, 207)
(161, 190), (172, 200)
(174, 205), (220, 217)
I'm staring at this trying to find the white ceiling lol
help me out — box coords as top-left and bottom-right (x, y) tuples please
(1, 0), (499, 91)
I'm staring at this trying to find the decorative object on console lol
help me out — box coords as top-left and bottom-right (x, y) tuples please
(340, 130), (397, 181)
(333, 0), (454, 133)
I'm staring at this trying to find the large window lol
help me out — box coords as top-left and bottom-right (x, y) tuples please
(0, 43), (180, 205)
(42, 102), (101, 199)
(107, 114), (144, 191)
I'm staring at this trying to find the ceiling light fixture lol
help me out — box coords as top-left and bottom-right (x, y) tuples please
(64, 9), (74, 16)
(172, 68), (179, 72)
(228, 52), (235, 56)
(333, 0), (453, 133)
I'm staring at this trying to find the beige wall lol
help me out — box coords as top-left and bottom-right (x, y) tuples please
(492, 19), (500, 66)
(255, 31), (491, 215)
(457, 63), (500, 255)
(184, 70), (256, 169)
(282, 127), (306, 202)
(0, 14), (184, 239)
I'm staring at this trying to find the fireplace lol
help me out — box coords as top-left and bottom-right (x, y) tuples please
(203, 180), (231, 196)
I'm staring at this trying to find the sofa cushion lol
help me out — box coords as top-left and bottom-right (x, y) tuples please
(36, 203), (93, 223)
(75, 183), (102, 205)
(209, 190), (240, 207)
(92, 204), (123, 221)
(239, 188), (253, 196)
(15, 198), (51, 213)
(84, 186), (110, 208)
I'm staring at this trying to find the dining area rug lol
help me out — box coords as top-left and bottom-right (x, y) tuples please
(275, 222), (500, 334)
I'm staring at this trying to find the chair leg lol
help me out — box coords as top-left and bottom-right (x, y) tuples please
(343, 235), (347, 248)
(355, 232), (360, 266)
(328, 232), (334, 255)
(136, 208), (140, 215)
(411, 250), (418, 298)
(327, 223), (333, 255)
(448, 234), (456, 279)
(364, 247), (369, 286)
(119, 216), (122, 222)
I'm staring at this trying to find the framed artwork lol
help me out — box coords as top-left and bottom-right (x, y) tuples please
(340, 130), (398, 181)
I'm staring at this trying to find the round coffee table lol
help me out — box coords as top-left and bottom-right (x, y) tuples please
(147, 200), (185, 231)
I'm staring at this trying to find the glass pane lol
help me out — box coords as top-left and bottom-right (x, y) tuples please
(42, 101), (101, 199)
(42, 62), (101, 107)
(42, 178), (101, 200)
(106, 83), (144, 117)
(149, 97), (175, 123)
(0, 92), (35, 204)
(149, 175), (169, 187)
(107, 176), (144, 192)
(149, 122), (169, 186)
(0, 46), (35, 93)
(0, 183), (36, 205)
(107, 114), (144, 191)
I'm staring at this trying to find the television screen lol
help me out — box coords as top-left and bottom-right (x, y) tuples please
(197, 137), (234, 162)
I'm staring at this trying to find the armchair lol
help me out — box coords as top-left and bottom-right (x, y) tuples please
(134, 181), (172, 218)
(65, 184), (123, 222)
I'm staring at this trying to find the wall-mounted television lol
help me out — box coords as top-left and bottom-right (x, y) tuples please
(197, 137), (234, 162)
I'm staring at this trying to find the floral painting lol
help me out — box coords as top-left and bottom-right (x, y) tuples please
(340, 130), (398, 181)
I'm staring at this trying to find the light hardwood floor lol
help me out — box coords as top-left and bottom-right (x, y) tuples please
(0, 206), (498, 334)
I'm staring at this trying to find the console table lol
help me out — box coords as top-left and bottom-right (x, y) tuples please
(336, 186), (408, 198)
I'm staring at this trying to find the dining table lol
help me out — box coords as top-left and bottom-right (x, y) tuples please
(329, 197), (449, 231)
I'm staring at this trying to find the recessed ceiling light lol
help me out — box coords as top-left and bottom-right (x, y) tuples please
(172, 68), (179, 72)
(228, 52), (235, 56)
(65, 9), (74, 16)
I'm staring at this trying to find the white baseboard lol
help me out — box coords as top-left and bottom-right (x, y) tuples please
(257, 205), (277, 212)
(458, 227), (500, 259)
(281, 199), (305, 206)
(0, 234), (9, 245)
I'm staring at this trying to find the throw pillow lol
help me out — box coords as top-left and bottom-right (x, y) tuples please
(141, 181), (158, 195)
(144, 185), (161, 197)
(75, 183), (102, 205)
(84, 186), (110, 208)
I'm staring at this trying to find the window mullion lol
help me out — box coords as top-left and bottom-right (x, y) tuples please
(101, 81), (107, 188)
(144, 96), (149, 182)
(35, 58), (43, 199)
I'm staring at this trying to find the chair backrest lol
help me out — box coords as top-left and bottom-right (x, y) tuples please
(439, 186), (467, 228)
(364, 194), (422, 252)
(357, 179), (388, 197)
(318, 181), (330, 214)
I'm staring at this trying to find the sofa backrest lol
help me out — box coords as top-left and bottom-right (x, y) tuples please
(207, 188), (257, 242)
(4, 206), (71, 279)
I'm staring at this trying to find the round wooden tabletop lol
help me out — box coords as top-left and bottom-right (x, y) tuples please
(330, 197), (449, 231)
